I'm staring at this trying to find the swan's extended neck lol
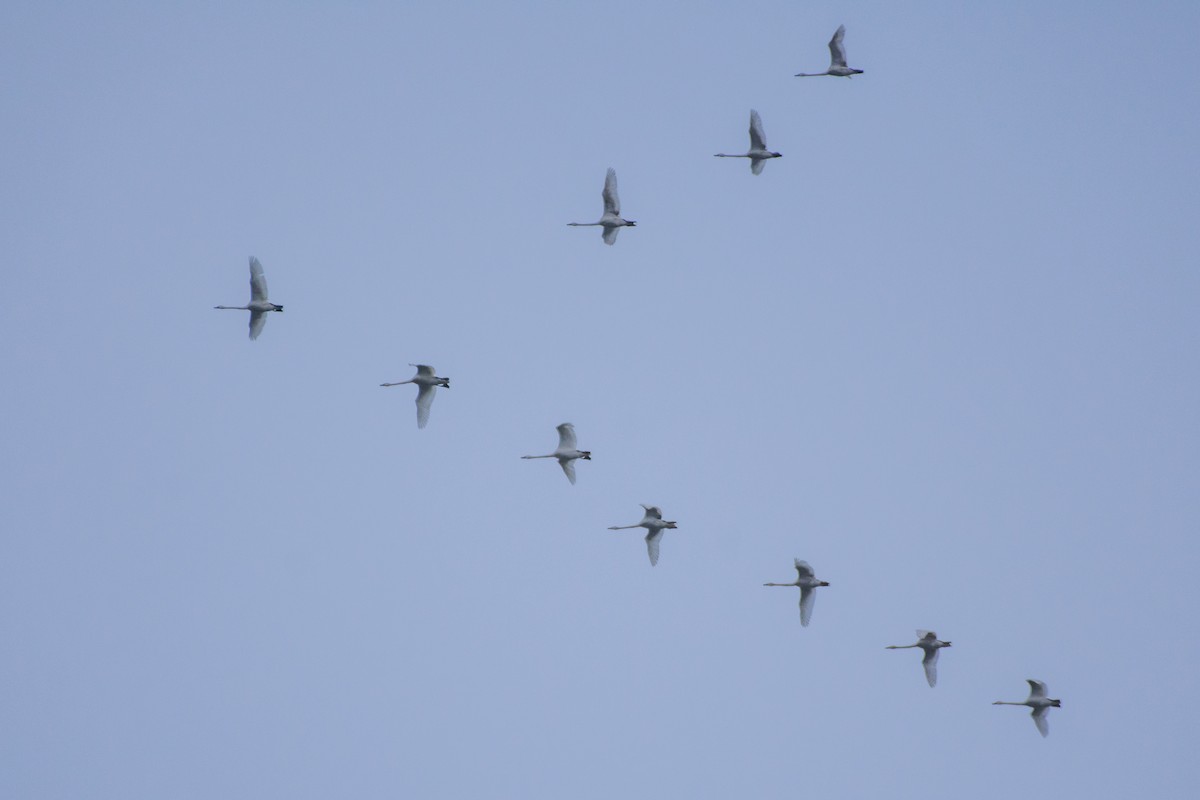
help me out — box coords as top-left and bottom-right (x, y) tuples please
(214, 305), (249, 310)
(567, 222), (601, 226)
(380, 380), (414, 387)
(521, 454), (554, 459)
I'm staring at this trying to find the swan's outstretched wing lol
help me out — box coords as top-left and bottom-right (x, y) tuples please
(645, 529), (662, 566)
(602, 225), (619, 245)
(415, 384), (437, 428)
(799, 585), (816, 626)
(249, 257), (269, 302)
(602, 168), (620, 215)
(829, 24), (848, 68)
(556, 423), (577, 450)
(560, 458), (577, 485)
(749, 109), (767, 151)
(412, 364), (436, 377)
(922, 647), (940, 687)
(794, 559), (815, 578)
(249, 310), (267, 340)
(750, 158), (766, 176)
(641, 505), (663, 520)
(916, 629), (936, 642)
(1026, 679), (1048, 699)
(1031, 707), (1050, 737)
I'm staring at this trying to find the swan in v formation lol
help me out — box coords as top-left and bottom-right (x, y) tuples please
(522, 423), (591, 484)
(994, 679), (1062, 737)
(763, 559), (829, 626)
(568, 167), (636, 245)
(608, 505), (678, 566)
(214, 33), (1065, 730)
(715, 110), (782, 175)
(380, 364), (450, 429)
(214, 256), (284, 340)
(795, 24), (864, 78)
(886, 630), (952, 687)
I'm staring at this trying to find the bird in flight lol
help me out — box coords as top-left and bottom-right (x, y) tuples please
(214, 256), (284, 340)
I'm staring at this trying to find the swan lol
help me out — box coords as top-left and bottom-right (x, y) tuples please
(567, 167), (636, 245)
(714, 110), (782, 175)
(886, 630), (952, 687)
(795, 24), (864, 78)
(993, 679), (1062, 737)
(763, 559), (829, 626)
(521, 423), (591, 484)
(214, 256), (283, 340)
(380, 364), (450, 429)
(608, 504), (677, 566)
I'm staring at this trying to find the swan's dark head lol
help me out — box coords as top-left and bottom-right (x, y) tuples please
(579, 451), (592, 460)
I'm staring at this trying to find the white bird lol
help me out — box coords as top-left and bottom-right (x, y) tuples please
(714, 110), (783, 175)
(608, 505), (678, 566)
(521, 423), (591, 484)
(795, 24), (864, 78)
(380, 364), (450, 429)
(214, 256), (284, 340)
(567, 167), (636, 245)
(763, 559), (829, 626)
(886, 630), (952, 687)
(993, 679), (1062, 737)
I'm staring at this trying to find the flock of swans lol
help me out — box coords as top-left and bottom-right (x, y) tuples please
(212, 23), (1061, 739)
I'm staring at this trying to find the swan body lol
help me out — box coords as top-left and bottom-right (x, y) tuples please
(214, 256), (284, 339)
(886, 630), (952, 687)
(568, 167), (636, 245)
(521, 423), (591, 484)
(795, 24), (863, 78)
(380, 364), (450, 429)
(608, 504), (678, 566)
(993, 679), (1062, 737)
(714, 109), (782, 175)
(763, 558), (829, 626)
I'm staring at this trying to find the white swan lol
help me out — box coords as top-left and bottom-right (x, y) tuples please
(608, 505), (678, 566)
(521, 423), (591, 484)
(993, 679), (1062, 737)
(380, 364), (450, 429)
(763, 559), (829, 626)
(214, 256), (283, 340)
(714, 110), (782, 175)
(795, 25), (864, 78)
(568, 168), (636, 245)
(886, 630), (952, 687)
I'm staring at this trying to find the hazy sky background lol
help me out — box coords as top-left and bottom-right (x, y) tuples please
(3, 1), (1198, 797)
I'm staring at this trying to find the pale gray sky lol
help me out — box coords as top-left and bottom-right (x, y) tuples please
(2, 2), (1198, 798)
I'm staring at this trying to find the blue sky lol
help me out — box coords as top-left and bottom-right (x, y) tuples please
(2, 2), (1198, 797)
